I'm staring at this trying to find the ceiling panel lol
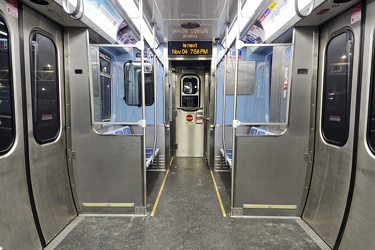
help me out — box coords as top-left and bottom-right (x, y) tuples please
(145, 0), (237, 42)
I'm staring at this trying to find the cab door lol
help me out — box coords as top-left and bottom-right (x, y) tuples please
(22, 5), (76, 244)
(175, 72), (205, 157)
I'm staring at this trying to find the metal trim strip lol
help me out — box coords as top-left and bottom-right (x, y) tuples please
(243, 204), (297, 209)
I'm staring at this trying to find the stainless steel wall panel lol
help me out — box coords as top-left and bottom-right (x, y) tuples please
(0, 156), (41, 250)
(302, 7), (361, 248)
(232, 28), (314, 216)
(74, 135), (144, 207)
(67, 28), (145, 212)
(340, 1), (375, 249)
(0, 5), (42, 249)
(234, 134), (306, 216)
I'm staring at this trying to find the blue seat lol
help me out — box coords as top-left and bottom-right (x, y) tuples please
(115, 130), (124, 135)
(250, 127), (258, 135)
(256, 130), (265, 135)
(123, 126), (131, 134)
(220, 148), (233, 168)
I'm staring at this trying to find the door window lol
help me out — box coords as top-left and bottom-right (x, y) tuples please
(368, 32), (375, 153)
(0, 17), (14, 154)
(31, 32), (60, 144)
(322, 31), (353, 146)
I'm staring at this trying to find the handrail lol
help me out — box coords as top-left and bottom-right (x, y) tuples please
(93, 122), (139, 126)
(62, 0), (84, 20)
(295, 0), (315, 18)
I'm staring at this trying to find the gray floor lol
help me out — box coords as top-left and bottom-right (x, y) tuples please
(47, 158), (329, 250)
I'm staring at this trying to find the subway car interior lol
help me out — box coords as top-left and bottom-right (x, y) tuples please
(1, 0), (375, 249)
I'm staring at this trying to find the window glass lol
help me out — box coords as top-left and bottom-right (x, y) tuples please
(124, 61), (154, 106)
(31, 33), (60, 144)
(227, 45), (290, 129)
(99, 52), (112, 121)
(322, 31), (353, 146)
(180, 75), (199, 109)
(101, 75), (111, 120)
(183, 80), (198, 94)
(368, 32), (375, 152)
(0, 17), (14, 154)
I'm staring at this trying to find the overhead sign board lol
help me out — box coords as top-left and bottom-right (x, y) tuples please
(168, 41), (212, 56)
(168, 26), (212, 40)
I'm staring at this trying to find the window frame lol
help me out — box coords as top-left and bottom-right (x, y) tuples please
(368, 30), (375, 154)
(123, 60), (154, 107)
(30, 30), (60, 144)
(321, 29), (354, 146)
(99, 52), (112, 121)
(0, 16), (15, 155)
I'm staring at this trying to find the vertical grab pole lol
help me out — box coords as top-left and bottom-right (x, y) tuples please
(222, 23), (228, 166)
(139, 0), (147, 214)
(152, 19), (158, 164)
(230, 0), (241, 216)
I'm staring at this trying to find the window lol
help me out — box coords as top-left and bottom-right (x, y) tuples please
(181, 75), (200, 109)
(124, 61), (154, 106)
(100, 53), (112, 121)
(183, 80), (198, 94)
(0, 17), (14, 154)
(322, 31), (353, 146)
(368, 32), (375, 153)
(31, 32), (60, 144)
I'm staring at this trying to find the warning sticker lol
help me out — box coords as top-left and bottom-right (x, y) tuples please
(283, 66), (289, 99)
(329, 115), (341, 122)
(351, 4), (361, 24)
(42, 114), (53, 121)
(6, 0), (18, 18)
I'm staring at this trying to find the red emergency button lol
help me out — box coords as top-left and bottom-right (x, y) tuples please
(186, 114), (193, 122)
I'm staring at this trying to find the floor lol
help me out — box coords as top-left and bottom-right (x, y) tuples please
(46, 158), (329, 250)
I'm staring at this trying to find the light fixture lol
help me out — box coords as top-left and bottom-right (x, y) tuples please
(181, 22), (200, 29)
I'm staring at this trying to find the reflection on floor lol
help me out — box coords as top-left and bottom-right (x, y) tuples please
(46, 157), (329, 250)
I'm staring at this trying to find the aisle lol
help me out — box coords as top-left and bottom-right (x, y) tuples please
(47, 158), (328, 250)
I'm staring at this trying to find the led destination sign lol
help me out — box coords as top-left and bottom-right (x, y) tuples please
(168, 41), (212, 56)
(169, 26), (212, 40)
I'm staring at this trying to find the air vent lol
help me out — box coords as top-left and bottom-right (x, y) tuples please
(181, 22), (200, 29)
(30, 0), (49, 5)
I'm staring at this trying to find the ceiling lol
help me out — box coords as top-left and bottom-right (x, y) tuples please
(144, 0), (237, 42)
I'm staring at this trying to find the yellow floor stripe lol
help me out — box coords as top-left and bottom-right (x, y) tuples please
(210, 170), (227, 217)
(150, 157), (173, 216)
